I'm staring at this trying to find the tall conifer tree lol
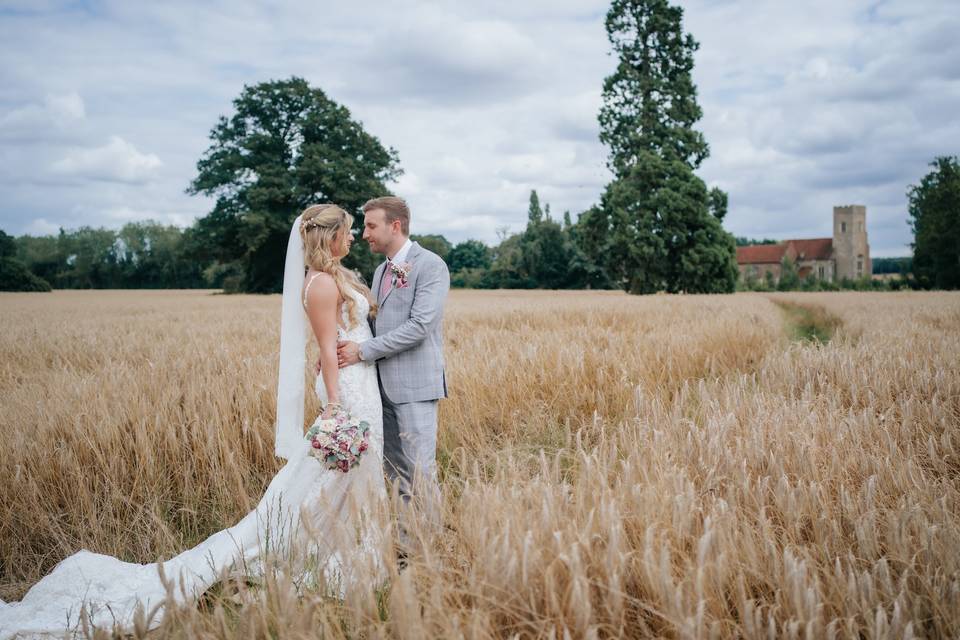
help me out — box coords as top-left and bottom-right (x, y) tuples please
(583, 0), (737, 294)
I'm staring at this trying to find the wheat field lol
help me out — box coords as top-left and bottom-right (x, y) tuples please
(1, 289), (958, 638)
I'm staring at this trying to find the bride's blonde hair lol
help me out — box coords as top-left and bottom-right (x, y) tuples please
(300, 204), (376, 327)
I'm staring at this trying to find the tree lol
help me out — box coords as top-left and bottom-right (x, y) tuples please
(582, 153), (737, 293)
(521, 216), (571, 289)
(528, 190), (543, 224)
(411, 234), (452, 262)
(56, 227), (120, 289)
(872, 257), (912, 275)
(708, 187), (728, 222)
(479, 192), (612, 290)
(0, 257), (51, 291)
(599, 0), (708, 175)
(188, 77), (401, 292)
(565, 211), (614, 289)
(741, 266), (759, 291)
(777, 256), (800, 291)
(116, 221), (207, 288)
(447, 239), (492, 288)
(483, 233), (533, 289)
(12, 225), (213, 290)
(447, 240), (491, 273)
(16, 234), (62, 285)
(908, 156), (960, 289)
(0, 229), (16, 259)
(735, 236), (779, 246)
(0, 230), (51, 291)
(763, 269), (775, 290)
(587, 0), (738, 294)
(482, 193), (579, 289)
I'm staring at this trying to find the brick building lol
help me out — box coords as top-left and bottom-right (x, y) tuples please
(736, 205), (871, 283)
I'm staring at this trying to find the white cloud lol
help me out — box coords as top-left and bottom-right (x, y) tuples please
(46, 92), (85, 121)
(52, 136), (162, 184)
(24, 217), (59, 236)
(99, 205), (191, 227)
(348, 11), (546, 106)
(0, 92), (86, 142)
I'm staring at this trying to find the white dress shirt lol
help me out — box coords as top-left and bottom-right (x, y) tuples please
(388, 237), (413, 265)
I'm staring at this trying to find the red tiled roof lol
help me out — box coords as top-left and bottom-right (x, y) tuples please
(736, 244), (787, 264)
(785, 238), (833, 261)
(737, 238), (834, 264)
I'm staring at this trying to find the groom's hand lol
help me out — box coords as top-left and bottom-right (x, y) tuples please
(337, 340), (361, 368)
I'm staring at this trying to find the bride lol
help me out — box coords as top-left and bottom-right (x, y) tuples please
(0, 204), (388, 637)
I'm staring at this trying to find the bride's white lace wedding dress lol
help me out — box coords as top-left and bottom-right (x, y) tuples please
(0, 287), (386, 639)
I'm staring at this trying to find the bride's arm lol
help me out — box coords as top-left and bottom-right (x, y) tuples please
(304, 274), (341, 414)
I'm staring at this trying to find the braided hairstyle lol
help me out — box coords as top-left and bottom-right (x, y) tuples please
(299, 204), (376, 327)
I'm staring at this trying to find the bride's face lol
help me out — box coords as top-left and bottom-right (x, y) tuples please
(331, 224), (353, 258)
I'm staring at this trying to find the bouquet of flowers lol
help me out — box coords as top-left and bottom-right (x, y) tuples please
(305, 406), (371, 473)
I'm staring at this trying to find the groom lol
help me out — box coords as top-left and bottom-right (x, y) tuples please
(337, 196), (449, 549)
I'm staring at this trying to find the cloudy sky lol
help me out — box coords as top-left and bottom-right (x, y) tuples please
(1, 0), (957, 256)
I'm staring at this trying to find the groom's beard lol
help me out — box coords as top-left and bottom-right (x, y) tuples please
(365, 237), (388, 255)
(368, 239), (399, 257)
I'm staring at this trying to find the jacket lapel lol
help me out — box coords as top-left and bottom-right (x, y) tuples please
(380, 242), (422, 308)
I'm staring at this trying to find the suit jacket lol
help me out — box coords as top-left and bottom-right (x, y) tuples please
(360, 241), (450, 404)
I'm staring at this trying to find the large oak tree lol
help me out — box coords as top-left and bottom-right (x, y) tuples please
(188, 77), (401, 292)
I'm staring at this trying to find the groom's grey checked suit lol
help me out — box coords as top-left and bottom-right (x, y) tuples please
(360, 240), (449, 532)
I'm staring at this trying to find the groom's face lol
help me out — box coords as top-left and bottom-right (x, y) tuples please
(362, 208), (399, 255)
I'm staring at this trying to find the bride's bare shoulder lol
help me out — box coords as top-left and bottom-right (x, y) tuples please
(303, 271), (340, 310)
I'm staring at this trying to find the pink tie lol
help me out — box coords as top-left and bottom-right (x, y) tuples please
(380, 261), (393, 297)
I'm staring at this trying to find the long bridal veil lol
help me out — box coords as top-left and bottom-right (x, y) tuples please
(0, 215), (389, 638)
(275, 213), (309, 462)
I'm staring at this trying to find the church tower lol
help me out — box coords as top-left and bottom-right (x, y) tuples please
(832, 205), (871, 280)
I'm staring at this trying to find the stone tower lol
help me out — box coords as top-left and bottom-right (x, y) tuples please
(832, 205), (871, 281)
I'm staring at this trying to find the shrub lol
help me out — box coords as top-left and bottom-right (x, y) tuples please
(0, 257), (52, 292)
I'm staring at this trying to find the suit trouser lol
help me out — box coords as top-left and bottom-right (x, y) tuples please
(378, 373), (441, 547)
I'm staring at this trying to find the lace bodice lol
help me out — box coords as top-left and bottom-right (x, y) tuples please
(303, 276), (381, 463)
(338, 289), (374, 343)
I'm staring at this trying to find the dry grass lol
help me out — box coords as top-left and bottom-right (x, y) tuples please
(1, 289), (958, 638)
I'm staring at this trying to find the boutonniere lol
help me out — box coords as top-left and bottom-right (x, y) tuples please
(389, 261), (412, 289)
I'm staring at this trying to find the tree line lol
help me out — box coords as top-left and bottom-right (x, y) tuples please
(5, 212), (925, 292)
(3, 223), (208, 290)
(0, 188), (609, 292)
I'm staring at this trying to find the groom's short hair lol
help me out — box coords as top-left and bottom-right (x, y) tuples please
(363, 196), (410, 235)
